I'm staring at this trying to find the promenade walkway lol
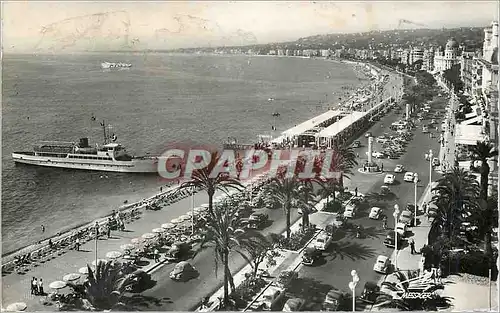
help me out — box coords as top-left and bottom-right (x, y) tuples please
(1, 186), (235, 311)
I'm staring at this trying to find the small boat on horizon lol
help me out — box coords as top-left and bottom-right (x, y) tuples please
(101, 62), (132, 69)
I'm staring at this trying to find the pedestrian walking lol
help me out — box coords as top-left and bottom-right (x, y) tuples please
(410, 238), (417, 254)
(154, 249), (160, 263)
(48, 239), (54, 249)
(75, 238), (80, 251)
(30, 277), (36, 295)
(32, 278), (39, 295)
(436, 267), (442, 284)
(38, 278), (44, 295)
(41, 225), (45, 233)
(107, 226), (111, 239)
(381, 163), (384, 172)
(355, 187), (358, 197)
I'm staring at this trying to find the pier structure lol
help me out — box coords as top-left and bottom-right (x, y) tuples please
(270, 110), (344, 147)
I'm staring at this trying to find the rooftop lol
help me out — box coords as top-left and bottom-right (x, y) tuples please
(316, 111), (368, 138)
(281, 110), (343, 138)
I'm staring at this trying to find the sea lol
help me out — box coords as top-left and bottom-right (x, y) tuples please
(2, 52), (365, 255)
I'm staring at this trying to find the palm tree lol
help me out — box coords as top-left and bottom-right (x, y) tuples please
(177, 150), (243, 215)
(297, 179), (320, 230)
(470, 141), (498, 200)
(431, 166), (480, 241)
(264, 174), (305, 239)
(82, 261), (134, 310)
(198, 201), (248, 307)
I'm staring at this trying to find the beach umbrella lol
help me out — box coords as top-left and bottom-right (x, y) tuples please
(171, 218), (182, 224)
(161, 223), (175, 229)
(49, 281), (67, 290)
(194, 207), (206, 214)
(120, 244), (135, 251)
(152, 228), (165, 233)
(131, 238), (143, 244)
(186, 211), (194, 217)
(63, 273), (81, 282)
(91, 259), (108, 266)
(78, 266), (90, 275)
(106, 251), (123, 259)
(142, 233), (156, 240)
(178, 214), (190, 222)
(5, 302), (27, 312)
(200, 204), (209, 208)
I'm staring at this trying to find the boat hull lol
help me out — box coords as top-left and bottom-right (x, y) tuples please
(12, 152), (158, 173)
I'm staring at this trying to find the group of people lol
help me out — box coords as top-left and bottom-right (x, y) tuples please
(30, 277), (44, 296)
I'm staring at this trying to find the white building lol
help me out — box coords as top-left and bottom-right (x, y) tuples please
(433, 38), (461, 73)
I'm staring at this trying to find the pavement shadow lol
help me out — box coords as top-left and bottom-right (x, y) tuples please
(287, 277), (334, 310)
(118, 294), (173, 310)
(325, 241), (377, 262)
(259, 219), (274, 230)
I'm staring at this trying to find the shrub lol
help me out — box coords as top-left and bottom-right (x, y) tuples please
(277, 227), (317, 251)
(276, 270), (299, 289)
(230, 276), (267, 308)
(323, 200), (342, 213)
(337, 192), (353, 202)
(441, 251), (498, 280)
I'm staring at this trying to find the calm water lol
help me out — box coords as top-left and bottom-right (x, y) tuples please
(2, 53), (363, 254)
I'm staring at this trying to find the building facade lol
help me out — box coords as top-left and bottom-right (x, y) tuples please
(433, 38), (461, 72)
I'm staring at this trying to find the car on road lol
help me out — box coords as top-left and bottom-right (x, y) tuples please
(343, 205), (356, 218)
(432, 157), (440, 166)
(399, 210), (414, 226)
(383, 230), (403, 248)
(365, 132), (372, 138)
(352, 140), (361, 148)
(369, 207), (382, 220)
(261, 285), (286, 311)
(373, 255), (390, 274)
(384, 174), (395, 184)
(372, 151), (385, 159)
(283, 298), (306, 312)
(323, 288), (347, 311)
(302, 247), (322, 266)
(380, 185), (391, 196)
(169, 261), (198, 281)
(394, 164), (405, 173)
(396, 222), (407, 236)
(314, 232), (333, 251)
(404, 172), (415, 182)
(247, 212), (269, 229)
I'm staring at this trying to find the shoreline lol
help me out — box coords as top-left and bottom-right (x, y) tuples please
(3, 57), (381, 260)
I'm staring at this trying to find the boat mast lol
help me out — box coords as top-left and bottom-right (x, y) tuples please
(102, 120), (108, 144)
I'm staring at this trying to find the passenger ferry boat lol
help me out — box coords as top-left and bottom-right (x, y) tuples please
(12, 122), (158, 173)
(101, 62), (132, 69)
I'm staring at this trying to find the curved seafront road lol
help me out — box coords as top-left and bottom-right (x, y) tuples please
(139, 76), (447, 311)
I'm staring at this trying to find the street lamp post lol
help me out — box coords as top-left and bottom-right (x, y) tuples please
(428, 149), (433, 186)
(393, 204), (400, 270)
(94, 221), (99, 268)
(413, 173), (419, 227)
(191, 187), (195, 235)
(349, 270), (360, 312)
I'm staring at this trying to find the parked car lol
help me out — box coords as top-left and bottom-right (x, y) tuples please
(323, 288), (346, 311)
(394, 164), (405, 173)
(404, 172), (415, 182)
(343, 201), (357, 218)
(399, 210), (414, 226)
(369, 207), (382, 220)
(247, 212), (269, 229)
(383, 230), (403, 248)
(302, 247), (322, 266)
(352, 140), (361, 148)
(396, 222), (407, 236)
(261, 285), (286, 311)
(169, 261), (198, 281)
(314, 232), (333, 251)
(165, 242), (192, 262)
(360, 282), (380, 304)
(384, 174), (395, 184)
(373, 255), (390, 274)
(432, 158), (440, 166)
(283, 298), (306, 312)
(380, 185), (391, 196)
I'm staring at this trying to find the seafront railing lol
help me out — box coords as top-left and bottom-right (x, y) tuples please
(1, 182), (186, 271)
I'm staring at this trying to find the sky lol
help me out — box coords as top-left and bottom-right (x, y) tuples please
(2, 1), (499, 52)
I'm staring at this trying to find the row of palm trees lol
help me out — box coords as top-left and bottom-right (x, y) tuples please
(177, 144), (359, 307)
(427, 140), (498, 270)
